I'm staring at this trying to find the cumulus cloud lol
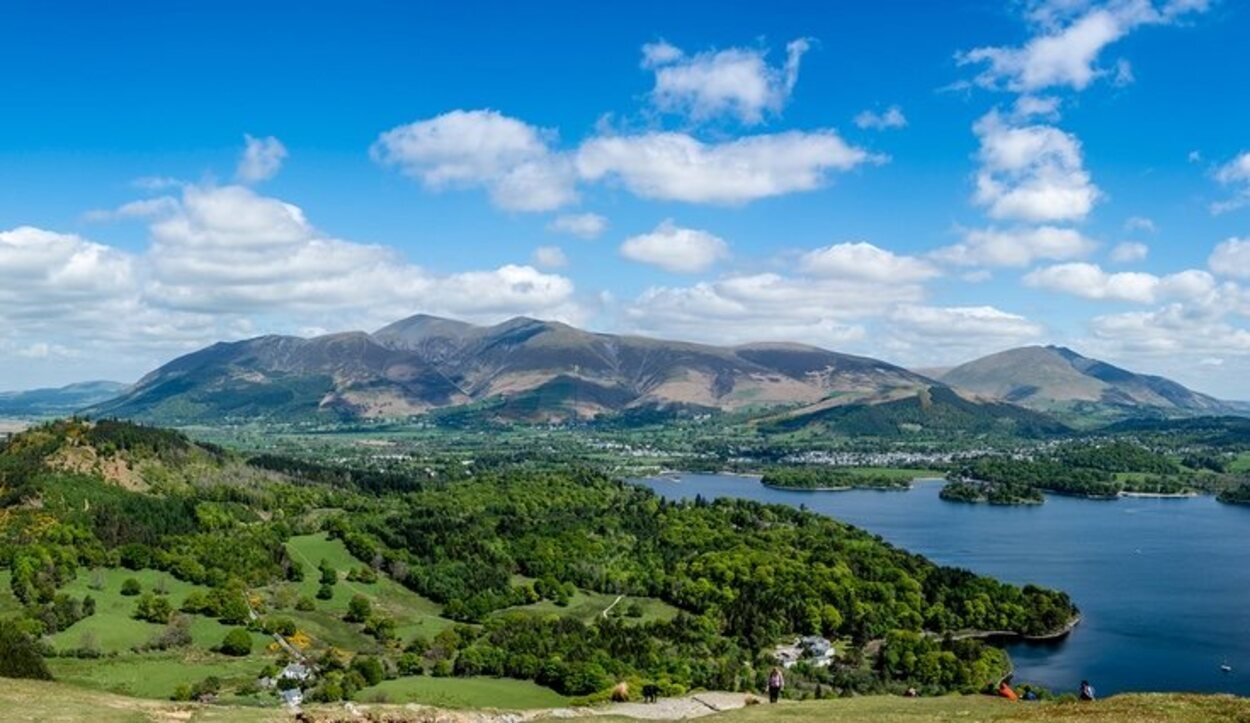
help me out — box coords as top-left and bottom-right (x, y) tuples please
(932, 226), (1095, 267)
(1024, 262), (1216, 303)
(1110, 241), (1150, 264)
(959, 0), (1210, 92)
(799, 242), (939, 282)
(854, 106), (907, 130)
(371, 109), (576, 212)
(1089, 302), (1250, 358)
(1210, 238), (1250, 278)
(548, 213), (607, 239)
(1212, 151), (1250, 214)
(888, 304), (1043, 350)
(577, 130), (879, 205)
(235, 134), (288, 183)
(0, 184), (589, 386)
(531, 245), (568, 269)
(642, 38), (811, 124)
(971, 111), (1099, 223)
(619, 221), (729, 273)
(1124, 216), (1156, 233)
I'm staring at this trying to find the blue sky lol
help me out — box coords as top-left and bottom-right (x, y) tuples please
(2, 0), (1249, 397)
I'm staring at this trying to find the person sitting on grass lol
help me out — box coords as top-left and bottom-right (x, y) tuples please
(1079, 680), (1095, 701)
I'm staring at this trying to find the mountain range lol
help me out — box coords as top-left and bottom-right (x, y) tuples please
(0, 381), (127, 418)
(79, 314), (1242, 432)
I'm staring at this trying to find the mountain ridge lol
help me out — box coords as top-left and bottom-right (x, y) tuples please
(87, 314), (936, 424)
(937, 345), (1237, 424)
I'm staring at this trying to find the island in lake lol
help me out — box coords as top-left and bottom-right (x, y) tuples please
(760, 467), (920, 491)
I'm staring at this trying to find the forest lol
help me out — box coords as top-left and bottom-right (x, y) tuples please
(0, 419), (1078, 705)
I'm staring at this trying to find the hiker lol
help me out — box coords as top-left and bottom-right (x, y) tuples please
(998, 679), (1018, 701)
(767, 667), (784, 703)
(1079, 680), (1095, 701)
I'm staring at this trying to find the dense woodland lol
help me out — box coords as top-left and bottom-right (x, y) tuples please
(0, 419), (1079, 703)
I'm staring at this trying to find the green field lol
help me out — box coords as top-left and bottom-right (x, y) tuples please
(359, 675), (571, 708)
(1230, 453), (1250, 474)
(279, 533), (455, 642)
(503, 585), (680, 624)
(47, 652), (269, 700)
(48, 567), (268, 654)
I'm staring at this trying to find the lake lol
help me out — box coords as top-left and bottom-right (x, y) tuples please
(632, 473), (1250, 697)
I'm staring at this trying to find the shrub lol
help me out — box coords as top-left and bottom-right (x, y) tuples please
(219, 628), (253, 656)
(120, 578), (142, 596)
(345, 594), (371, 623)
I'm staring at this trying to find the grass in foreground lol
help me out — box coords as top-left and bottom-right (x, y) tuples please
(565, 693), (1250, 723)
(0, 678), (1247, 722)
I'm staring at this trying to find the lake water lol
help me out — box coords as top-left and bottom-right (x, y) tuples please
(632, 473), (1250, 697)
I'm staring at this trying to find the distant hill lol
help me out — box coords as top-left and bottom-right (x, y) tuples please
(0, 381), (127, 418)
(761, 384), (1070, 438)
(87, 314), (936, 425)
(938, 346), (1238, 424)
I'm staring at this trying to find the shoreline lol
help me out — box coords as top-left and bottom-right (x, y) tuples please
(1118, 490), (1198, 499)
(948, 615), (1083, 643)
(760, 481), (912, 493)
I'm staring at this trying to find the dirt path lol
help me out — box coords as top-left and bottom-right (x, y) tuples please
(601, 594), (625, 619)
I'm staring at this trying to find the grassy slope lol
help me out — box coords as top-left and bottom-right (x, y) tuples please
(48, 567), (269, 654)
(281, 533), (454, 641)
(359, 675), (571, 708)
(503, 579), (681, 624)
(46, 654), (268, 700)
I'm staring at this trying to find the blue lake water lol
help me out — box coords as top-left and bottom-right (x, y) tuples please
(632, 473), (1250, 697)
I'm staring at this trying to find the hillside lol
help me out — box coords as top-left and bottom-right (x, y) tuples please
(0, 419), (1081, 709)
(87, 314), (933, 424)
(762, 385), (1071, 439)
(0, 381), (127, 417)
(938, 346), (1236, 425)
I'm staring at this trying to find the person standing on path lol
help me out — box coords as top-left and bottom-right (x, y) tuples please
(768, 667), (784, 703)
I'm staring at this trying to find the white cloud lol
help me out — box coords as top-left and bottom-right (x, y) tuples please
(643, 38), (811, 124)
(1090, 303), (1250, 357)
(532, 245), (568, 269)
(548, 213), (607, 239)
(1123, 216), (1156, 233)
(619, 221), (729, 273)
(1011, 95), (1062, 121)
(0, 183), (589, 388)
(1024, 262), (1216, 303)
(889, 304), (1043, 347)
(932, 226), (1095, 267)
(854, 106), (907, 130)
(576, 130), (880, 205)
(959, 1), (1210, 92)
(236, 134), (288, 183)
(971, 111), (1099, 223)
(1212, 151), (1250, 214)
(371, 109), (576, 212)
(1210, 238), (1250, 278)
(799, 242), (939, 283)
(1110, 241), (1150, 263)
